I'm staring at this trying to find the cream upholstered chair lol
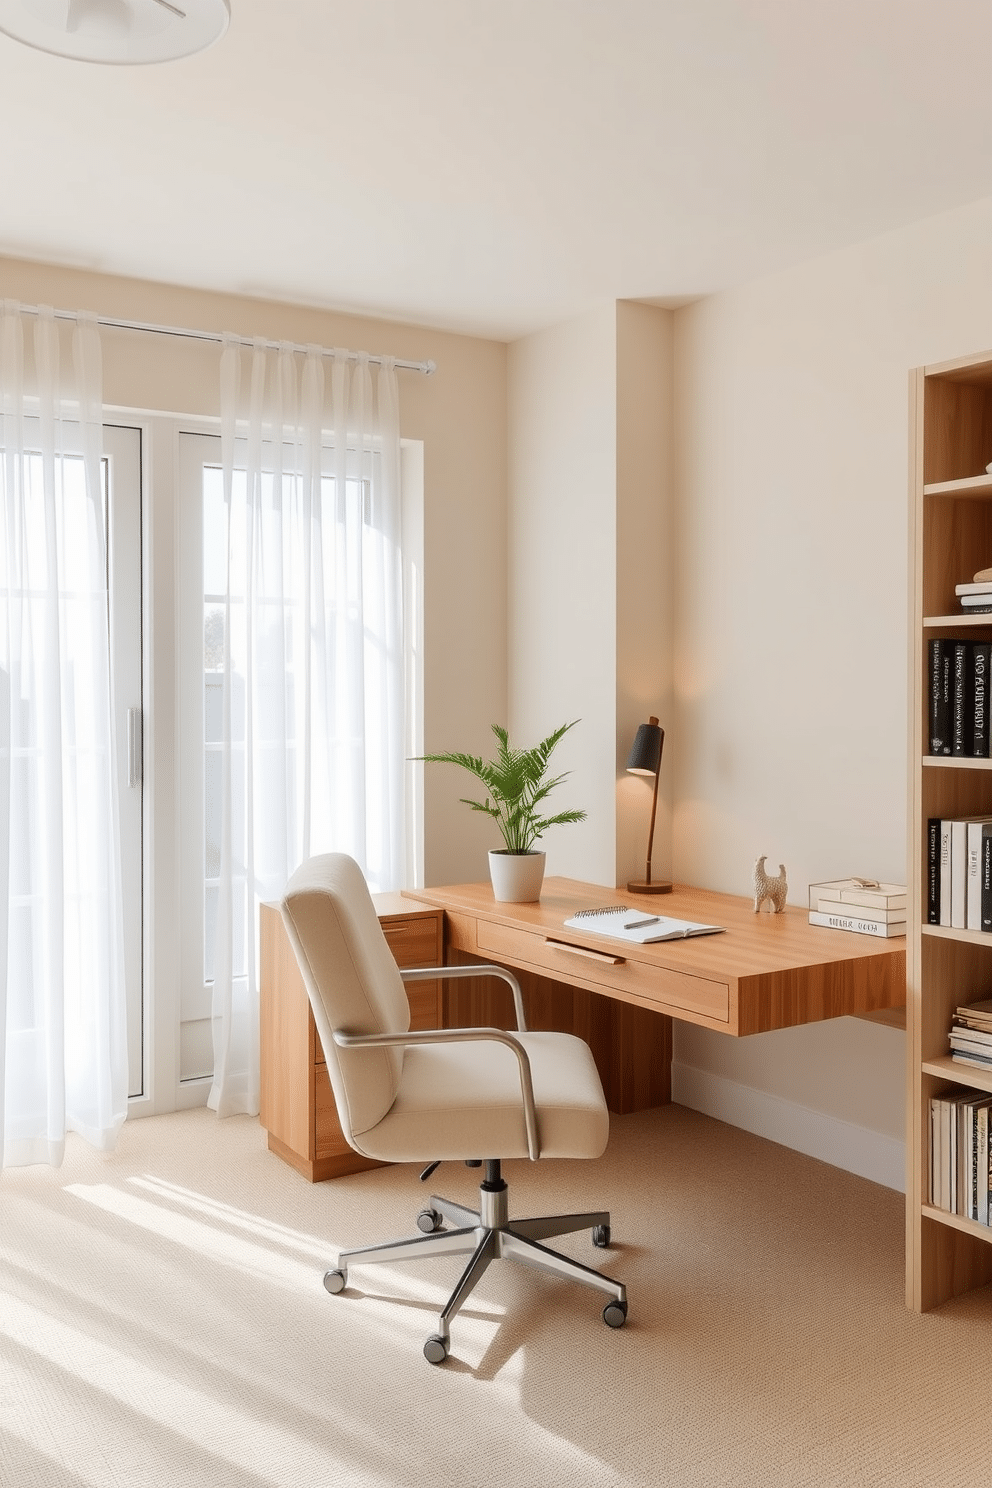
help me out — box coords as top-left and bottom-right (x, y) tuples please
(280, 852), (628, 1364)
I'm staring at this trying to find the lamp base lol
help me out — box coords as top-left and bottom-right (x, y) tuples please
(626, 879), (673, 895)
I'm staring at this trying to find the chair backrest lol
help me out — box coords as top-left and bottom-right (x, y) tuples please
(280, 853), (411, 1141)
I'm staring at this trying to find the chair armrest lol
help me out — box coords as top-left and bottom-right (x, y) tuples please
(332, 1024), (540, 1161)
(399, 962), (527, 1031)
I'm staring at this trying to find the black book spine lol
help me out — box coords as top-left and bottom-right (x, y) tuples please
(982, 824), (992, 933)
(974, 643), (992, 758)
(928, 817), (941, 925)
(930, 638), (952, 755)
(953, 641), (974, 756)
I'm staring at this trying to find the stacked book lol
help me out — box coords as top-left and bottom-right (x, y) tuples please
(928, 637), (990, 757)
(949, 998), (992, 1072)
(807, 878), (906, 938)
(956, 573), (992, 616)
(929, 1084), (992, 1224)
(926, 817), (992, 930)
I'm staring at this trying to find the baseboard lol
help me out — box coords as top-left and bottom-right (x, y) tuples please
(671, 1061), (905, 1193)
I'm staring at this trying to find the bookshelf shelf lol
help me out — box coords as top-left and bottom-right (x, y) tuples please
(922, 1054), (992, 1094)
(921, 1204), (992, 1244)
(923, 473), (992, 499)
(922, 923), (992, 946)
(910, 346), (992, 1310)
(923, 614), (992, 629)
(922, 755), (992, 770)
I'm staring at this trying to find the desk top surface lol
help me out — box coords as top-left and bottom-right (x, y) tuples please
(406, 877), (903, 977)
(405, 877), (906, 1035)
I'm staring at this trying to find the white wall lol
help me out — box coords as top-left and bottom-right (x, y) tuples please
(670, 192), (992, 1187)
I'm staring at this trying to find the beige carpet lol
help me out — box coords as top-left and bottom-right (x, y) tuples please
(2, 1103), (991, 1488)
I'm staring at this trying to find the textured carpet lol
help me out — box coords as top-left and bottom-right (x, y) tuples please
(2, 1103), (990, 1488)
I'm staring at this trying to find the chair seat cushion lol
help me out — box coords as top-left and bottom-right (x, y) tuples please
(353, 1030), (609, 1162)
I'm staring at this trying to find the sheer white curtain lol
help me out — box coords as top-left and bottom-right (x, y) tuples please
(0, 301), (127, 1167)
(210, 338), (405, 1117)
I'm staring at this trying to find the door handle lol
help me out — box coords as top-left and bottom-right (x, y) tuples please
(127, 706), (142, 788)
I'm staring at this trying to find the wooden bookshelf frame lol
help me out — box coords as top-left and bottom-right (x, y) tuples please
(909, 350), (992, 1312)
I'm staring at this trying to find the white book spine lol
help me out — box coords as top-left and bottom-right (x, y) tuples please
(807, 911), (903, 938)
(940, 820), (952, 926)
(951, 820), (968, 929)
(968, 821), (985, 930)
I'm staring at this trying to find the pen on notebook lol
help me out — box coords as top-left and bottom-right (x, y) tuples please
(623, 914), (661, 928)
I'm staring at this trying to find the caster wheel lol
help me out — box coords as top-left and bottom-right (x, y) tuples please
(423, 1333), (449, 1364)
(323, 1268), (347, 1295)
(603, 1300), (627, 1329)
(417, 1207), (443, 1234)
(592, 1224), (611, 1248)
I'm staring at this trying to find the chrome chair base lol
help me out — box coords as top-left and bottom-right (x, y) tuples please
(323, 1164), (628, 1364)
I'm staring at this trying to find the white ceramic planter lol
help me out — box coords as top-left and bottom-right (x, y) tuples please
(488, 849), (546, 903)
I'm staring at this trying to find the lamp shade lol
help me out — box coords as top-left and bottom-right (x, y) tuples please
(626, 717), (663, 776)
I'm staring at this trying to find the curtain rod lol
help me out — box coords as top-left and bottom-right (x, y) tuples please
(12, 302), (437, 376)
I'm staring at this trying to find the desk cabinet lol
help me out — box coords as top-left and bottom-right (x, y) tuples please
(259, 896), (442, 1181)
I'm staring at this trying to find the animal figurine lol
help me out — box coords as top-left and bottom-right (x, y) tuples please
(753, 856), (788, 914)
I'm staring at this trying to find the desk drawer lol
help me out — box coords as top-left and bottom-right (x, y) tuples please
(381, 917), (440, 968)
(476, 920), (729, 1024)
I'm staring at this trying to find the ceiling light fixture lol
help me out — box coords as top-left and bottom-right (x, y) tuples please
(0, 0), (229, 65)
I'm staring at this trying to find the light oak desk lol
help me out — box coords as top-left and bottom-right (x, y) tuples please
(259, 878), (906, 1181)
(405, 877), (907, 1117)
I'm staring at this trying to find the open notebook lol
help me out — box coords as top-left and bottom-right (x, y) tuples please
(563, 905), (725, 944)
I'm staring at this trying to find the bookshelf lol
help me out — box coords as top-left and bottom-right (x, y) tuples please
(909, 351), (992, 1310)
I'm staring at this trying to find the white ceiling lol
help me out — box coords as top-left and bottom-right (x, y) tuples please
(2, 0), (992, 341)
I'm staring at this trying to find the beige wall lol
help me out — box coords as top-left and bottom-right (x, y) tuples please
(507, 303), (618, 883)
(507, 300), (673, 887)
(669, 192), (992, 1175)
(0, 252), (507, 886)
(616, 300), (674, 888)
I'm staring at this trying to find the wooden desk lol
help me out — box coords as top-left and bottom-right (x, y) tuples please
(404, 877), (907, 1116)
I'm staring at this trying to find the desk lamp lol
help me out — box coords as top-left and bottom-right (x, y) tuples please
(626, 716), (672, 894)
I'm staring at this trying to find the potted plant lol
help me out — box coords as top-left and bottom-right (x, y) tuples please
(419, 721), (587, 902)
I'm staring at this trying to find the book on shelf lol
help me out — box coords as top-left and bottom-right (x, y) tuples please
(929, 1088), (992, 1224)
(953, 641), (975, 755)
(967, 820), (992, 929)
(953, 997), (992, 1030)
(807, 910), (905, 938)
(949, 1001), (992, 1076)
(929, 638), (992, 757)
(926, 818), (992, 931)
(955, 580), (992, 596)
(927, 818), (940, 924)
(951, 819), (968, 928)
(975, 643), (992, 756)
(929, 638), (952, 755)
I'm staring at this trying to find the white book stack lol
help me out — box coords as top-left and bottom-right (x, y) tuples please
(807, 878), (907, 938)
(956, 573), (992, 614)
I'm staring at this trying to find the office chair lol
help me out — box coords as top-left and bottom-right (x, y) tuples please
(280, 852), (628, 1364)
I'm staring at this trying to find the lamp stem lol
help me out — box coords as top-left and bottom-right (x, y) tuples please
(644, 764), (661, 884)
